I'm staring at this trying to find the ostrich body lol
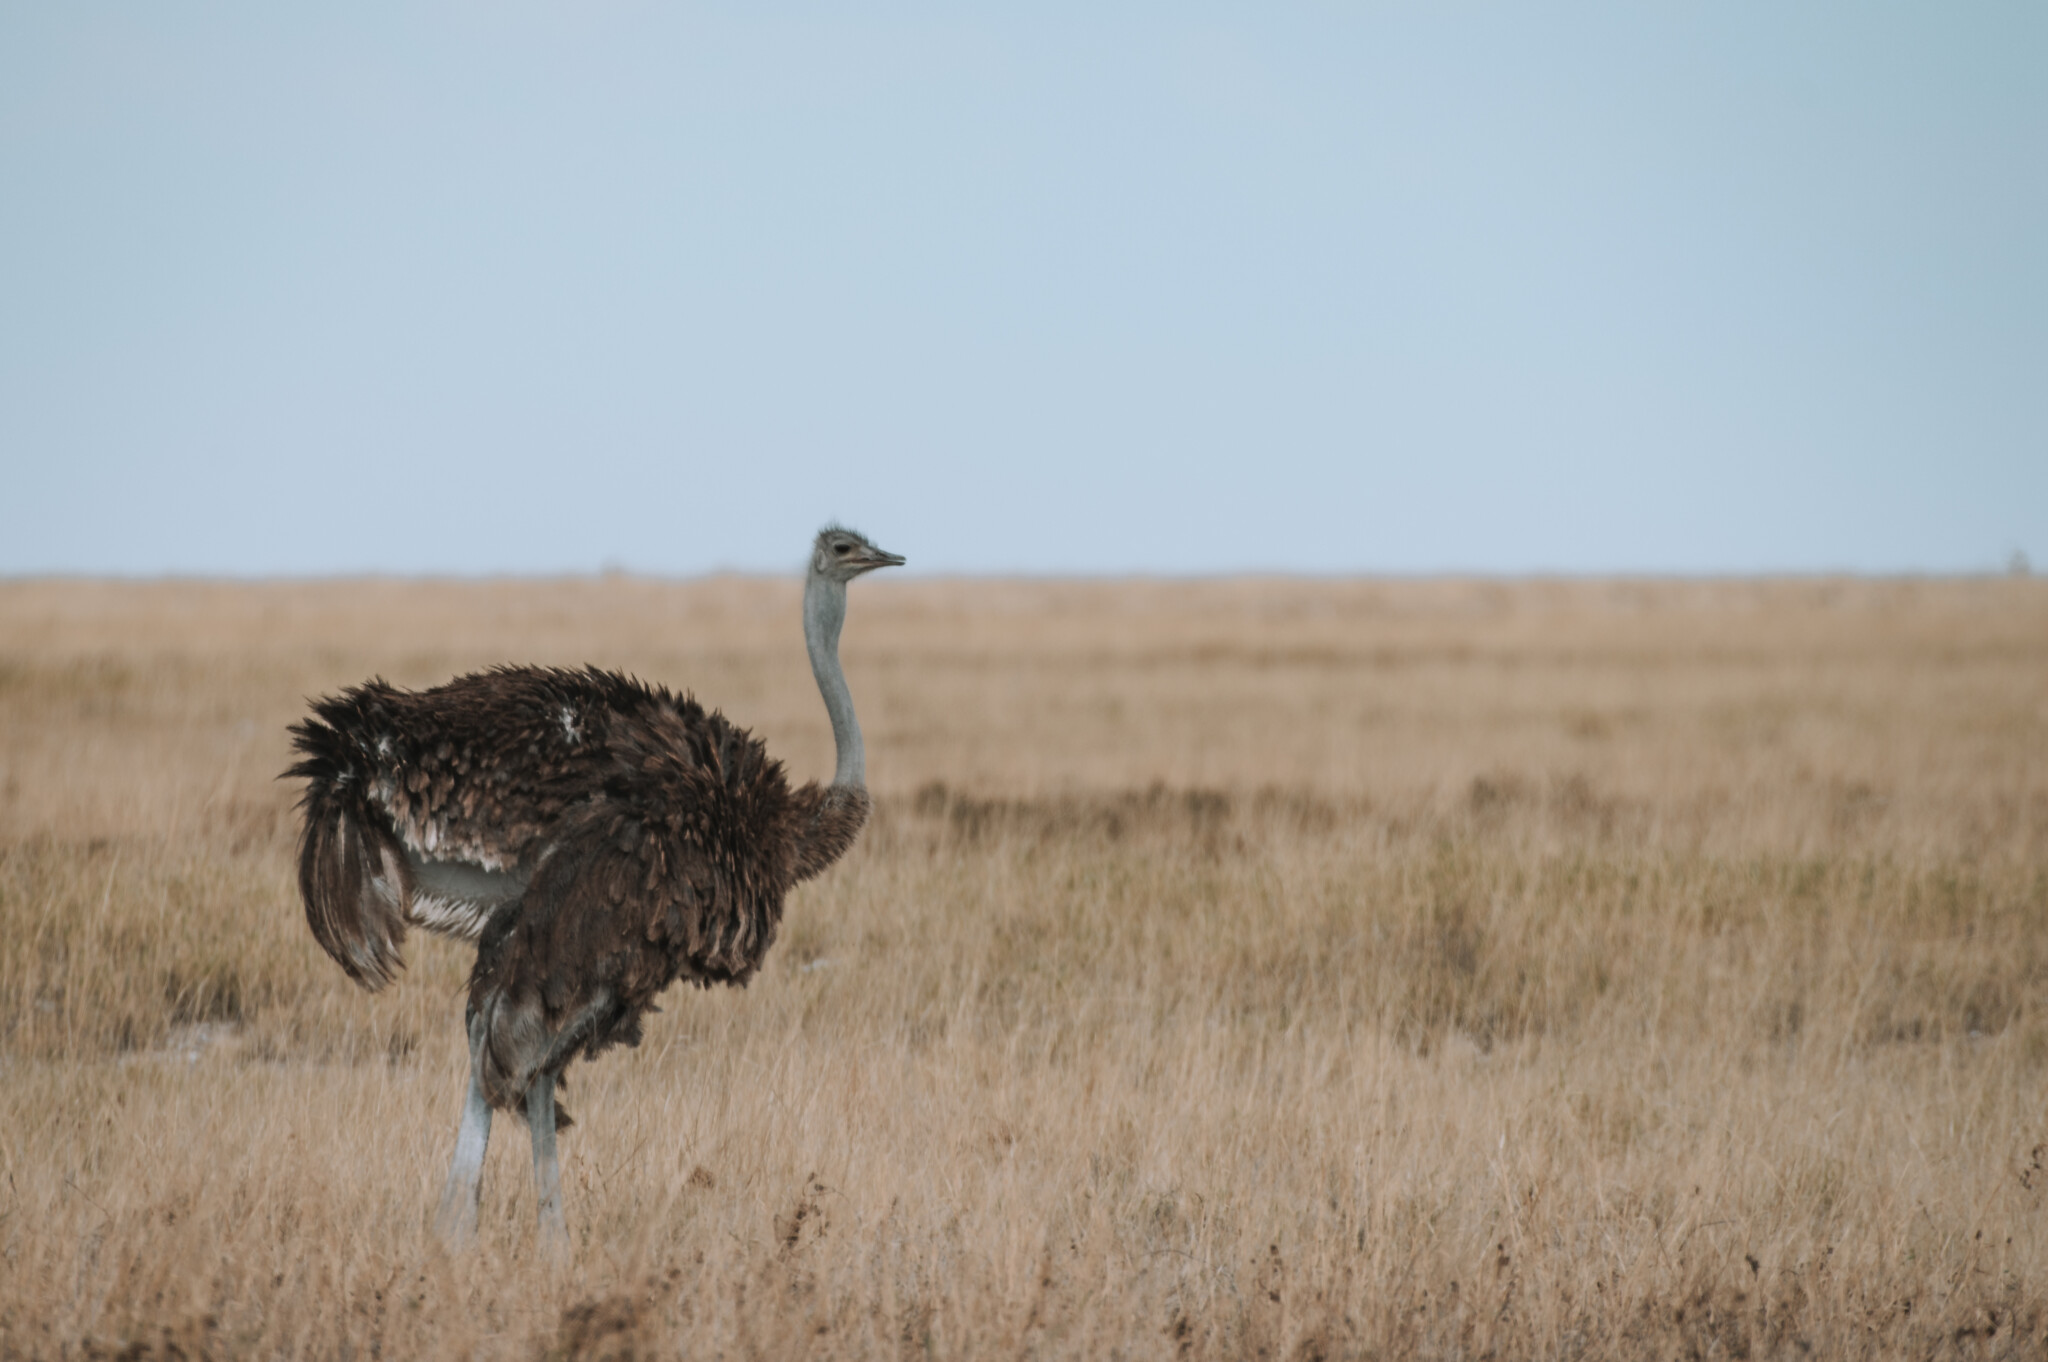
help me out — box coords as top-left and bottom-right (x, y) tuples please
(285, 527), (902, 1245)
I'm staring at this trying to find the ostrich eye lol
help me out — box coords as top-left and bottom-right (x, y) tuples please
(836, 544), (852, 554)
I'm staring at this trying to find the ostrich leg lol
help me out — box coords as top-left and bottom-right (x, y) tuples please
(527, 1075), (568, 1249)
(435, 1013), (494, 1246)
(514, 988), (610, 1251)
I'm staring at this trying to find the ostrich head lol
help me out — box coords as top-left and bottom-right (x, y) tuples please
(810, 526), (905, 582)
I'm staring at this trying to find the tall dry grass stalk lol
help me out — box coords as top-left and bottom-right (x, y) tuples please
(2, 575), (2045, 1358)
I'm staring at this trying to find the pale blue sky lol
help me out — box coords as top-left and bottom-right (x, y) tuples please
(2, 4), (2042, 575)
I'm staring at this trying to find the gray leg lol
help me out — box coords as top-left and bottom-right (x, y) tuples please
(434, 1014), (493, 1247)
(527, 1075), (569, 1250)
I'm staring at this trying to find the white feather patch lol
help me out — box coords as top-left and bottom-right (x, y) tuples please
(403, 850), (531, 941)
(409, 892), (504, 941)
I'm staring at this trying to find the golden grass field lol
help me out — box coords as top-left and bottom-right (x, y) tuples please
(2, 573), (2046, 1359)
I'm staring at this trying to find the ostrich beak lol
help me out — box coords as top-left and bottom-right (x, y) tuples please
(851, 546), (905, 573)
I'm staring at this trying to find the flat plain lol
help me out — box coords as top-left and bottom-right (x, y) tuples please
(2, 573), (2045, 1359)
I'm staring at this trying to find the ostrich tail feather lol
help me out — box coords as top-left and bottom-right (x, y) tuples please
(287, 718), (411, 990)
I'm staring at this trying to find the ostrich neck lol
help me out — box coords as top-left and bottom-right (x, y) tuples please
(803, 573), (864, 788)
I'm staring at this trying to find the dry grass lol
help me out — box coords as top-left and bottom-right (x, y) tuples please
(2, 574), (2046, 1359)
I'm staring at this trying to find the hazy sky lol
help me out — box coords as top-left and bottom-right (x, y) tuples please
(3, 4), (2042, 575)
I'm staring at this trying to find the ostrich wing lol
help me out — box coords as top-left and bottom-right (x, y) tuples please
(463, 781), (794, 1112)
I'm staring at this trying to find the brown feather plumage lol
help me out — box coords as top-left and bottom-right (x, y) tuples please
(287, 664), (866, 1111)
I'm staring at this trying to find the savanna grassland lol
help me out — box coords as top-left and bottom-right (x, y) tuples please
(2, 573), (2046, 1360)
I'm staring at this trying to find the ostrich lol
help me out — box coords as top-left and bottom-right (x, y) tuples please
(284, 526), (903, 1246)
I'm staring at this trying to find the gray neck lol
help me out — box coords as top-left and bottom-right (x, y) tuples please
(803, 572), (864, 788)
